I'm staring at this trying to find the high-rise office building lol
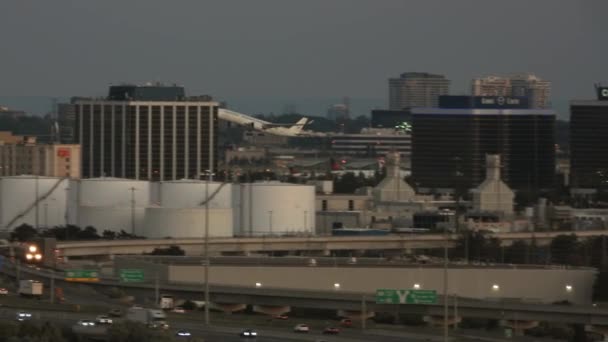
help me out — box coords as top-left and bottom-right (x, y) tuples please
(411, 95), (555, 191)
(73, 84), (218, 181)
(570, 86), (608, 189)
(389, 72), (450, 110)
(472, 73), (551, 108)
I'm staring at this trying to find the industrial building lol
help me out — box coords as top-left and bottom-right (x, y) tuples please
(411, 95), (556, 191)
(72, 84), (218, 181)
(388, 72), (450, 110)
(570, 86), (608, 189)
(0, 176), (315, 237)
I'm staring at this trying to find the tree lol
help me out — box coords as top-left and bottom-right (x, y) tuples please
(103, 230), (117, 240)
(550, 234), (581, 265)
(10, 224), (38, 242)
(149, 246), (185, 256)
(504, 240), (529, 264)
(78, 226), (100, 240)
(453, 230), (501, 263)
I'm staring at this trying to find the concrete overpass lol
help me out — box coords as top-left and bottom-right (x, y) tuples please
(57, 229), (608, 257)
(5, 260), (608, 327)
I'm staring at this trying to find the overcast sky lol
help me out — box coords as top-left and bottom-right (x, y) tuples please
(0, 0), (606, 116)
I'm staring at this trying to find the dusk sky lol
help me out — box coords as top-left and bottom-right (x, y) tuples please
(0, 0), (606, 117)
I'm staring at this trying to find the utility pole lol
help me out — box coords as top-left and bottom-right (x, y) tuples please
(50, 270), (55, 304)
(35, 175), (39, 230)
(155, 272), (160, 307)
(454, 294), (459, 330)
(44, 202), (48, 229)
(443, 221), (449, 342)
(602, 235), (607, 270)
(204, 174), (210, 325)
(361, 295), (367, 330)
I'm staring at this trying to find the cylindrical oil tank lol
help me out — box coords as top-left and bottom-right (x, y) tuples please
(0, 176), (70, 230)
(143, 207), (233, 238)
(76, 178), (150, 234)
(158, 181), (233, 208)
(239, 182), (315, 236)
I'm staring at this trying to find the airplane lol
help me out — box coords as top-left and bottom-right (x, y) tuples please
(218, 108), (325, 137)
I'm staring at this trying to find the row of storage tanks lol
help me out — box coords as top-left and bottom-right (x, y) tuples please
(0, 176), (316, 238)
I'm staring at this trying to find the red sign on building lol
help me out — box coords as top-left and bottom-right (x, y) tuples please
(57, 148), (70, 158)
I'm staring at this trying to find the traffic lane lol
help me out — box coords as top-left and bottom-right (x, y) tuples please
(176, 322), (433, 342)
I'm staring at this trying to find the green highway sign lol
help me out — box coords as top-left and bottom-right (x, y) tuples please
(65, 269), (99, 282)
(119, 269), (145, 283)
(375, 289), (437, 304)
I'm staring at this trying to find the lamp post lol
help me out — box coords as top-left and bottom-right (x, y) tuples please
(268, 211), (273, 235)
(128, 187), (137, 236)
(439, 209), (455, 342)
(202, 170), (211, 326)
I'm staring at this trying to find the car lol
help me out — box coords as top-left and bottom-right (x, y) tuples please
(293, 324), (310, 333)
(273, 314), (288, 320)
(176, 330), (192, 337)
(77, 319), (96, 327)
(108, 308), (123, 317)
(0, 288), (8, 295)
(172, 307), (186, 313)
(323, 327), (340, 335)
(96, 315), (113, 324)
(240, 329), (258, 338)
(340, 318), (353, 327)
(16, 311), (32, 321)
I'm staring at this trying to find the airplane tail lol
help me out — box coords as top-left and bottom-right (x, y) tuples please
(288, 118), (308, 135)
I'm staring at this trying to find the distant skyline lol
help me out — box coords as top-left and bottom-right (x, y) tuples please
(1, 0), (606, 119)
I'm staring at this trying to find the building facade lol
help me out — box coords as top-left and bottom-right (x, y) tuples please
(0, 132), (80, 178)
(329, 128), (411, 157)
(371, 109), (411, 129)
(570, 87), (608, 189)
(73, 85), (219, 181)
(472, 73), (551, 109)
(411, 96), (556, 191)
(389, 72), (450, 110)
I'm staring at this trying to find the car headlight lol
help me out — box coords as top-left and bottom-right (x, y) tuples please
(251, 332), (257, 336)
(243, 332), (250, 336)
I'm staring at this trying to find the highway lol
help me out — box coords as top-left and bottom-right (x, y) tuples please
(5, 260), (608, 327)
(56, 229), (608, 257)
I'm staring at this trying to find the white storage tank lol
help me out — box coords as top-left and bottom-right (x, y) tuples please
(143, 207), (234, 238)
(0, 176), (70, 230)
(239, 182), (315, 236)
(159, 181), (234, 208)
(76, 178), (150, 234)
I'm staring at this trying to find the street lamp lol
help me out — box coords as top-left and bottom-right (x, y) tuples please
(268, 211), (273, 235)
(333, 283), (341, 290)
(439, 209), (455, 342)
(255, 282), (262, 288)
(413, 283), (421, 290)
(492, 284), (500, 292)
(565, 285), (573, 293)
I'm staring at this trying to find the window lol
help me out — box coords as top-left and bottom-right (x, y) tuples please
(322, 200), (327, 211)
(348, 200), (354, 211)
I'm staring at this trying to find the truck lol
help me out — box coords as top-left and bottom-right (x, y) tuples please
(126, 308), (169, 329)
(159, 295), (174, 310)
(18, 280), (43, 298)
